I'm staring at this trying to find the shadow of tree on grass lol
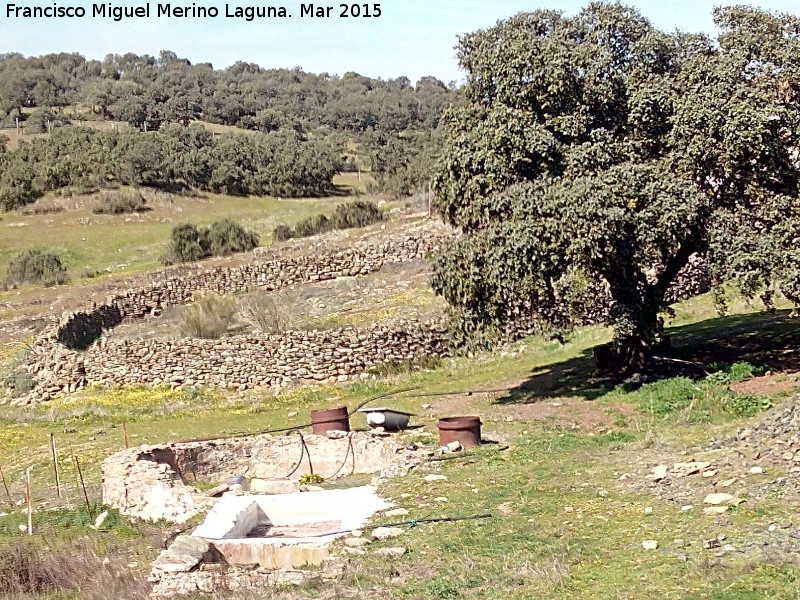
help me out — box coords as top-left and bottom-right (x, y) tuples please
(497, 309), (800, 406)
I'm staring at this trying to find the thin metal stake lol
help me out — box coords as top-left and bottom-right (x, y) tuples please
(50, 433), (62, 498)
(0, 464), (12, 507)
(73, 456), (91, 517)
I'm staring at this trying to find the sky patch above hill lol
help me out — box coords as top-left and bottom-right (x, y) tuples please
(0, 0), (798, 82)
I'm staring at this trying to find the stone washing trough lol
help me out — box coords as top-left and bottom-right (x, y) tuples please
(102, 431), (428, 523)
(190, 486), (392, 569)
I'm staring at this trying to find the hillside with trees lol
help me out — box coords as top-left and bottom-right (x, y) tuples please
(0, 51), (456, 206)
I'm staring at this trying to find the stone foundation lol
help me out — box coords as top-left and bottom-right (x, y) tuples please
(101, 431), (426, 523)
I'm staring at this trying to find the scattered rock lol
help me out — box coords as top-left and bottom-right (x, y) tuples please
(642, 540), (659, 550)
(646, 465), (669, 481)
(152, 536), (219, 574)
(423, 474), (447, 482)
(371, 527), (405, 541)
(342, 547), (366, 556)
(205, 483), (230, 497)
(703, 506), (729, 515)
(644, 507), (653, 515)
(384, 508), (409, 518)
(446, 441), (462, 453)
(749, 466), (764, 475)
(673, 462), (712, 477)
(703, 538), (722, 549)
(703, 493), (734, 506)
(250, 478), (300, 495)
(92, 510), (109, 529)
(300, 485), (325, 492)
(374, 547), (407, 558)
(344, 537), (370, 548)
(267, 570), (322, 587)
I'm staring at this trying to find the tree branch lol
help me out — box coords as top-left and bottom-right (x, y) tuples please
(653, 238), (701, 299)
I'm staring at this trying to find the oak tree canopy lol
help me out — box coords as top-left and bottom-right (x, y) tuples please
(432, 3), (800, 370)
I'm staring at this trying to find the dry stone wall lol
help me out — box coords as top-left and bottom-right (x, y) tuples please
(87, 320), (447, 390)
(14, 234), (450, 404)
(56, 235), (446, 350)
(8, 229), (714, 405)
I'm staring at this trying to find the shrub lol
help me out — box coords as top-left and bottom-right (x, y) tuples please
(5, 249), (68, 287)
(272, 200), (384, 242)
(722, 393), (772, 418)
(161, 220), (258, 265)
(0, 348), (35, 398)
(21, 197), (64, 215)
(293, 213), (331, 238)
(160, 223), (209, 265)
(25, 108), (56, 134)
(638, 377), (698, 416)
(178, 291), (237, 339)
(272, 224), (294, 242)
(0, 183), (37, 211)
(330, 200), (384, 229)
(0, 537), (86, 595)
(92, 190), (147, 215)
(0, 535), (148, 600)
(207, 218), (259, 256)
(241, 290), (300, 334)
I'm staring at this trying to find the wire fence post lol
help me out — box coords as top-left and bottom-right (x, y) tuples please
(25, 467), (32, 535)
(0, 464), (12, 507)
(50, 433), (63, 498)
(73, 455), (92, 517)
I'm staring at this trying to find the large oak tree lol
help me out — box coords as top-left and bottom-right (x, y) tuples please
(431, 3), (800, 370)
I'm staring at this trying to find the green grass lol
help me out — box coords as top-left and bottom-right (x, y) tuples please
(0, 292), (799, 598)
(0, 182), (363, 282)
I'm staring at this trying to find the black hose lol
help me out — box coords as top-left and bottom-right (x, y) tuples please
(282, 513), (494, 539)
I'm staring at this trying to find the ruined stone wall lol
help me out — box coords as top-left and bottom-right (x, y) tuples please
(9, 230), (713, 406)
(101, 432), (422, 523)
(19, 320), (447, 404)
(56, 235), (447, 350)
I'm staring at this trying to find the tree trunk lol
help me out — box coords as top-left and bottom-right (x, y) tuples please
(593, 332), (653, 374)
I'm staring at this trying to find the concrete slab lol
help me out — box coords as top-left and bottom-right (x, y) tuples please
(190, 486), (392, 568)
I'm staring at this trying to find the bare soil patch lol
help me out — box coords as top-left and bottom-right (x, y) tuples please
(730, 372), (800, 396)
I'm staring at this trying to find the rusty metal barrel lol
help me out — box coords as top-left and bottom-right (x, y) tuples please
(310, 406), (350, 434)
(437, 416), (482, 449)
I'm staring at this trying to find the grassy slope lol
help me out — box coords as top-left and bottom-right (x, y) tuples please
(0, 293), (799, 598)
(0, 179), (365, 280)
